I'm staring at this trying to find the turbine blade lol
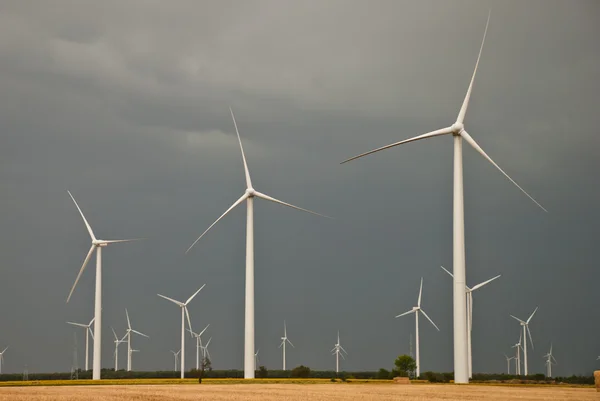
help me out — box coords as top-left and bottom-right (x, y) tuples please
(205, 337), (212, 347)
(199, 324), (210, 337)
(88, 327), (95, 341)
(66, 245), (96, 303)
(527, 326), (534, 350)
(527, 306), (538, 324)
(284, 321), (287, 337)
(419, 309), (440, 331)
(103, 238), (145, 244)
(287, 339), (295, 348)
(131, 329), (149, 338)
(229, 107), (253, 188)
(341, 127), (453, 164)
(254, 191), (331, 219)
(395, 309), (415, 318)
(510, 315), (526, 324)
(440, 265), (454, 278)
(66, 321), (87, 328)
(157, 294), (184, 307)
(457, 11), (491, 124)
(461, 130), (547, 212)
(340, 345), (348, 355)
(111, 327), (118, 340)
(67, 191), (96, 241)
(470, 274), (501, 291)
(89, 317), (95, 326)
(279, 341), (284, 349)
(185, 284), (206, 305)
(185, 307), (193, 337)
(186, 193), (248, 254)
(126, 309), (131, 329)
(417, 277), (423, 307)
(330, 346), (337, 353)
(340, 352), (346, 360)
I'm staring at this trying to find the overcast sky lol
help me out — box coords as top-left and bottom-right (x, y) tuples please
(1, 0), (599, 376)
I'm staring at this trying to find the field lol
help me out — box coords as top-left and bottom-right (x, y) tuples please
(0, 382), (597, 401)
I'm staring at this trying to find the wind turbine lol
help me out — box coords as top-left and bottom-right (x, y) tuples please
(111, 328), (124, 371)
(510, 307), (538, 376)
(503, 354), (514, 375)
(65, 191), (143, 380)
(188, 324), (210, 370)
(0, 347), (8, 374)
(543, 344), (557, 378)
(157, 285), (205, 379)
(395, 277), (440, 377)
(122, 309), (149, 372)
(511, 333), (523, 375)
(67, 317), (95, 371)
(170, 350), (181, 372)
(331, 331), (347, 374)
(186, 108), (329, 379)
(440, 265), (500, 377)
(340, 12), (546, 383)
(279, 321), (294, 370)
(597, 356), (600, 360)
(254, 349), (260, 370)
(201, 337), (212, 362)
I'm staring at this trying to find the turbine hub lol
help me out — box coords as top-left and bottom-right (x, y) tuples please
(246, 188), (256, 197)
(451, 122), (464, 134)
(93, 240), (108, 247)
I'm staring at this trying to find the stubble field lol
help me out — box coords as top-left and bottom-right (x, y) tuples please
(0, 383), (597, 401)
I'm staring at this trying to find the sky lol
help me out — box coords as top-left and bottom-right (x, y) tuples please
(0, 0), (599, 376)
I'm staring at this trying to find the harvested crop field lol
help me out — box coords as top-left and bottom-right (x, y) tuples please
(0, 383), (596, 401)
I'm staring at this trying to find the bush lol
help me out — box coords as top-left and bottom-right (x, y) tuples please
(256, 366), (268, 378)
(290, 365), (311, 378)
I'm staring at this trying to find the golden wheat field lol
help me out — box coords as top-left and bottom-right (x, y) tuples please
(0, 383), (596, 401)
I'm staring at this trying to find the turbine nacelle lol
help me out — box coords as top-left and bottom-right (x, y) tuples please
(245, 188), (256, 197)
(92, 240), (108, 247)
(451, 122), (465, 134)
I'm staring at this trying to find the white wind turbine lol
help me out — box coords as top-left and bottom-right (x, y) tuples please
(201, 337), (212, 362)
(122, 309), (149, 372)
(67, 317), (95, 371)
(157, 285), (205, 379)
(279, 321), (294, 371)
(511, 333), (523, 375)
(65, 191), (143, 380)
(543, 344), (557, 378)
(170, 350), (181, 372)
(254, 349), (260, 370)
(188, 324), (210, 370)
(395, 278), (440, 378)
(331, 331), (347, 374)
(510, 307), (538, 376)
(111, 328), (124, 371)
(186, 108), (329, 378)
(0, 347), (8, 374)
(340, 12), (546, 383)
(440, 266), (500, 377)
(503, 354), (514, 375)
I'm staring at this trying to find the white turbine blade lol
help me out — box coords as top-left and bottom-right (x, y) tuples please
(278, 340), (284, 349)
(185, 284), (206, 305)
(340, 127), (453, 164)
(461, 130), (547, 212)
(395, 309), (415, 318)
(229, 107), (253, 188)
(66, 245), (96, 303)
(457, 11), (491, 124)
(526, 326), (534, 350)
(67, 191), (96, 241)
(131, 329), (149, 338)
(185, 307), (193, 337)
(186, 193), (248, 254)
(120, 332), (129, 343)
(468, 292), (473, 331)
(330, 346), (337, 353)
(339, 352), (346, 360)
(67, 321), (87, 328)
(88, 327), (95, 342)
(88, 317), (95, 326)
(471, 274), (501, 291)
(199, 324), (210, 337)
(440, 265), (454, 278)
(339, 345), (348, 355)
(419, 309), (440, 331)
(157, 294), (184, 307)
(254, 191), (332, 219)
(284, 321), (287, 337)
(205, 337), (212, 347)
(527, 307), (538, 324)
(1, 347), (8, 354)
(417, 277), (423, 307)
(103, 238), (145, 244)
(287, 338), (295, 348)
(111, 327), (119, 341)
(510, 315), (526, 324)
(125, 309), (132, 329)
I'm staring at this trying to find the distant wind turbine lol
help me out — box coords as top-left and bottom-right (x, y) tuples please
(185, 108), (329, 378)
(543, 344), (557, 378)
(395, 277), (440, 377)
(254, 349), (260, 370)
(340, 11), (546, 383)
(503, 354), (514, 375)
(67, 317), (95, 371)
(170, 350), (181, 372)
(157, 285), (205, 379)
(188, 324), (210, 370)
(65, 191), (143, 380)
(122, 309), (149, 372)
(510, 307), (538, 376)
(511, 333), (523, 375)
(111, 327), (124, 371)
(0, 347), (8, 374)
(279, 321), (294, 370)
(201, 337), (212, 362)
(331, 331), (347, 374)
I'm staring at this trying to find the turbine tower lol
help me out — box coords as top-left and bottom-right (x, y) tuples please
(122, 309), (149, 371)
(510, 307), (538, 376)
(340, 12), (546, 383)
(111, 328), (124, 371)
(186, 108), (329, 378)
(157, 285), (206, 379)
(170, 350), (181, 372)
(395, 277), (440, 377)
(440, 266), (500, 377)
(0, 347), (8, 374)
(331, 331), (347, 374)
(66, 317), (95, 371)
(279, 321), (294, 370)
(65, 191), (142, 380)
(543, 344), (557, 378)
(512, 333), (523, 375)
(188, 324), (210, 370)
(503, 354), (514, 375)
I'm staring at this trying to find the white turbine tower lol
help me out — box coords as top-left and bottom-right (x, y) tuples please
(340, 12), (546, 383)
(331, 331), (347, 374)
(440, 266), (500, 377)
(67, 317), (95, 371)
(395, 277), (440, 378)
(254, 349), (260, 370)
(188, 324), (210, 370)
(65, 191), (142, 380)
(111, 328), (124, 371)
(503, 354), (514, 375)
(0, 347), (8, 374)
(512, 333), (523, 375)
(543, 344), (557, 378)
(186, 108), (329, 379)
(157, 285), (206, 379)
(279, 321), (294, 371)
(122, 309), (149, 372)
(170, 350), (181, 372)
(510, 307), (538, 376)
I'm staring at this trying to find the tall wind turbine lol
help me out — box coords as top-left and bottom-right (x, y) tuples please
(340, 12), (546, 383)
(188, 324), (210, 370)
(331, 331), (347, 374)
(440, 266), (500, 377)
(65, 191), (142, 380)
(395, 277), (440, 377)
(279, 321), (294, 370)
(170, 350), (181, 372)
(157, 285), (205, 379)
(543, 343), (557, 378)
(67, 317), (95, 371)
(186, 108), (329, 379)
(0, 347), (8, 374)
(512, 333), (523, 375)
(201, 337), (212, 362)
(111, 328), (123, 371)
(503, 354), (514, 375)
(510, 307), (538, 376)
(122, 309), (149, 371)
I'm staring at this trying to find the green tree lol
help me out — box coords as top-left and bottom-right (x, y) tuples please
(377, 368), (391, 380)
(256, 366), (268, 378)
(393, 355), (416, 378)
(291, 365), (311, 378)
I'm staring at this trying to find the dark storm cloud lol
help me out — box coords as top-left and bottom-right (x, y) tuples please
(0, 0), (598, 376)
